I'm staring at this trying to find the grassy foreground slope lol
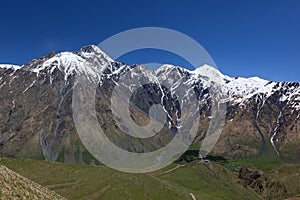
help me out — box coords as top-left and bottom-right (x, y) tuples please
(156, 163), (261, 199)
(0, 158), (260, 200)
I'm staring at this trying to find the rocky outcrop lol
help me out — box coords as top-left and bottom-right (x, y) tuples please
(0, 165), (66, 199)
(238, 166), (289, 200)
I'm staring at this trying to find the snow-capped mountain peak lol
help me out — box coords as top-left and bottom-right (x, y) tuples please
(154, 64), (178, 75)
(194, 64), (226, 78)
(78, 45), (114, 63)
(27, 45), (114, 81)
(192, 64), (232, 85)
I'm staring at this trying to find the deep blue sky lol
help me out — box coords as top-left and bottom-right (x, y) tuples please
(0, 0), (299, 82)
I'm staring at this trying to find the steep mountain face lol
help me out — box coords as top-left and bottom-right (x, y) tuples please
(0, 45), (300, 164)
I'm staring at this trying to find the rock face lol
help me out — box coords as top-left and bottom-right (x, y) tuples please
(0, 45), (300, 164)
(0, 165), (66, 199)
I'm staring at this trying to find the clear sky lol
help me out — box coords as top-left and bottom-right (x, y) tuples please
(0, 0), (299, 82)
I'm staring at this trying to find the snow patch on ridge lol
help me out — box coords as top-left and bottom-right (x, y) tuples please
(32, 52), (86, 80)
(163, 64), (277, 105)
(193, 64), (232, 83)
(31, 46), (113, 81)
(0, 64), (21, 70)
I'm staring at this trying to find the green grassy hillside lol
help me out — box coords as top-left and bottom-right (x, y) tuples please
(0, 158), (260, 200)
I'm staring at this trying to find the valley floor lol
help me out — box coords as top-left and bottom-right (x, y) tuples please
(0, 158), (300, 199)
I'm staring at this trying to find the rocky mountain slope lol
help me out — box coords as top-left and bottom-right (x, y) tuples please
(0, 165), (66, 199)
(0, 45), (300, 163)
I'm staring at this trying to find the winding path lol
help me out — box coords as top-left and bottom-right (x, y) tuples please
(190, 193), (197, 200)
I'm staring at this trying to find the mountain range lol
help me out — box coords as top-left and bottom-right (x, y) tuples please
(0, 45), (299, 164)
